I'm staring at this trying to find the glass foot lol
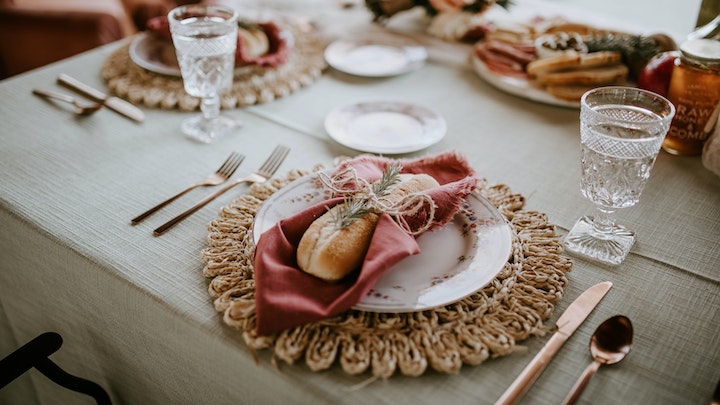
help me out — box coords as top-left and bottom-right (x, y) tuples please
(181, 115), (242, 144)
(563, 216), (635, 265)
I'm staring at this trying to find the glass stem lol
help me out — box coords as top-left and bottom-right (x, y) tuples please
(592, 206), (616, 236)
(201, 94), (220, 122)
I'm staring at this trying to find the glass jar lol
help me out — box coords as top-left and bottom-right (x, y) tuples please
(662, 38), (720, 156)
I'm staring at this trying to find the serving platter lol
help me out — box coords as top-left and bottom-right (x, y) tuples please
(324, 101), (446, 154)
(471, 52), (581, 109)
(252, 174), (513, 313)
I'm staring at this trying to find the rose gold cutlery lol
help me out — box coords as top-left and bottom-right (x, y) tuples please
(131, 152), (245, 225)
(57, 74), (145, 122)
(32, 88), (103, 116)
(561, 315), (633, 405)
(495, 281), (613, 405)
(153, 145), (290, 236)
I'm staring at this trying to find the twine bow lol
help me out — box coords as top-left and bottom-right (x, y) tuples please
(317, 167), (436, 235)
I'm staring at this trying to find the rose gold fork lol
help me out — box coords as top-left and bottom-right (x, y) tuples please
(131, 152), (245, 225)
(153, 145), (290, 236)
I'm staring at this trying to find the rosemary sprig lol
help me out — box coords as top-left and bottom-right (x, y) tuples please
(372, 164), (403, 198)
(330, 164), (403, 229)
(331, 198), (371, 229)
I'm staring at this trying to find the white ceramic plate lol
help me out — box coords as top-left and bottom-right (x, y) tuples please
(252, 174), (513, 313)
(324, 101), (446, 154)
(471, 53), (580, 109)
(324, 34), (427, 77)
(129, 32), (182, 76)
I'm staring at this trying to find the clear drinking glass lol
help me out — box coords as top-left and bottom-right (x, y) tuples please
(564, 87), (675, 265)
(169, 5), (239, 143)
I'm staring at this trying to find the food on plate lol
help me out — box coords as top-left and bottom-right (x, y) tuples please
(534, 63), (629, 85)
(585, 33), (677, 78)
(144, 16), (290, 69)
(534, 32), (588, 59)
(525, 51), (628, 100)
(474, 39), (536, 77)
(296, 169), (439, 282)
(637, 50), (679, 97)
(471, 14), (679, 103)
(526, 50), (622, 76)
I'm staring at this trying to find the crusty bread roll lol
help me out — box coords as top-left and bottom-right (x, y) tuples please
(238, 26), (270, 58)
(296, 173), (439, 282)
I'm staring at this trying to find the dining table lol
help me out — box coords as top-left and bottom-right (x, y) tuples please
(1, 0), (718, 404)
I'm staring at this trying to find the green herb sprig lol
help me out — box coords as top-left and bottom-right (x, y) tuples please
(330, 164), (403, 229)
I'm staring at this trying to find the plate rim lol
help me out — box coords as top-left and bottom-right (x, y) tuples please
(129, 32), (182, 77)
(252, 173), (513, 313)
(324, 100), (447, 154)
(471, 52), (581, 109)
(324, 34), (428, 78)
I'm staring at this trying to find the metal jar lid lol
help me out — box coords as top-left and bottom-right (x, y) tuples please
(680, 38), (720, 65)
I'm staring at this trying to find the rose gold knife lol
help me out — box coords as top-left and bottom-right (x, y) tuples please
(57, 74), (144, 122)
(495, 281), (613, 405)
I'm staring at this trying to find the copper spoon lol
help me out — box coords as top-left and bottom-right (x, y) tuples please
(561, 315), (633, 405)
(33, 88), (102, 116)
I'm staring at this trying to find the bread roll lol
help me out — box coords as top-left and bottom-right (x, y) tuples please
(296, 173), (439, 282)
(238, 26), (270, 58)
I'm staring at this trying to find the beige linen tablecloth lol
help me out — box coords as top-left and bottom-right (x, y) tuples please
(1, 0), (718, 404)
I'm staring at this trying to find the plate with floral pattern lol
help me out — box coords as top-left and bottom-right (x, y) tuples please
(252, 173), (513, 313)
(324, 101), (446, 154)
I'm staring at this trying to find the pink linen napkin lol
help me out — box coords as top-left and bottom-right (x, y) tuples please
(253, 151), (478, 335)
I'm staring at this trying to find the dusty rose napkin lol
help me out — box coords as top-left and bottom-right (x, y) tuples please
(253, 152), (478, 335)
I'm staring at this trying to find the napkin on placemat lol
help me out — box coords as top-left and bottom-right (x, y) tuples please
(253, 152), (479, 335)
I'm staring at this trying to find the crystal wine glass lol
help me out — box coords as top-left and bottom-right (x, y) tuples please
(564, 87), (675, 265)
(169, 5), (240, 143)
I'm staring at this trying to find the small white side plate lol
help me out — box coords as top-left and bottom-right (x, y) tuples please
(324, 101), (446, 154)
(324, 34), (427, 77)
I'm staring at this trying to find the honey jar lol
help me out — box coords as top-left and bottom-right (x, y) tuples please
(662, 38), (720, 156)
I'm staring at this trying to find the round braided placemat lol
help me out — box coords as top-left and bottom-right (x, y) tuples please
(100, 22), (326, 111)
(201, 166), (572, 377)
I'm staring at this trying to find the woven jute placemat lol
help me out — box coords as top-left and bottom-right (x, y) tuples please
(100, 22), (326, 111)
(201, 166), (572, 377)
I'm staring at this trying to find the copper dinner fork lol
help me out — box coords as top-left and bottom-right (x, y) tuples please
(153, 145), (290, 236)
(131, 152), (245, 225)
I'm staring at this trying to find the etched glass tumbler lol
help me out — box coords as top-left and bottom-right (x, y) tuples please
(564, 87), (675, 265)
(169, 5), (239, 143)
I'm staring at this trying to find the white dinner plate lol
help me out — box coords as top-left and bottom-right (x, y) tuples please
(324, 101), (446, 154)
(471, 53), (580, 109)
(252, 174), (513, 313)
(129, 32), (183, 76)
(324, 34), (427, 77)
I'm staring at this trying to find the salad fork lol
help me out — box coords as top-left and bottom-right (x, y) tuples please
(131, 152), (245, 225)
(153, 145), (290, 236)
